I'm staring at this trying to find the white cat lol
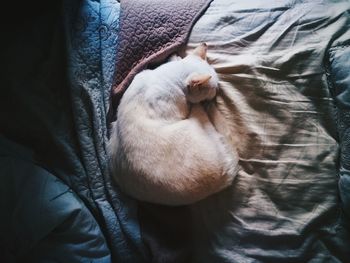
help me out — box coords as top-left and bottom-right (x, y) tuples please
(108, 43), (239, 205)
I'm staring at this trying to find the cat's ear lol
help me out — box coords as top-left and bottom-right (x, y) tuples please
(188, 74), (212, 88)
(168, 53), (182, 62)
(193, 43), (207, 60)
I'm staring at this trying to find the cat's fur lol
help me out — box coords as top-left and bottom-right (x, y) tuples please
(108, 43), (239, 205)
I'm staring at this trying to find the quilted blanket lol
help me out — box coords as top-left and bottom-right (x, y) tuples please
(1, 0), (144, 262)
(326, 44), (350, 219)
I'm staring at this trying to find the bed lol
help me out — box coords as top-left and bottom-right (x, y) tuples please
(1, 0), (349, 262)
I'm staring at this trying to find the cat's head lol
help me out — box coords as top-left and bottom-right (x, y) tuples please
(181, 43), (219, 103)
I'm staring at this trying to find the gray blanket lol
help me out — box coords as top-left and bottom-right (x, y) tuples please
(1, 1), (145, 262)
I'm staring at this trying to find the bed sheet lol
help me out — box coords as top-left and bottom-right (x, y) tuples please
(185, 0), (350, 262)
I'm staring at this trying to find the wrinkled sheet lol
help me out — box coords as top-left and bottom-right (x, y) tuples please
(184, 0), (350, 262)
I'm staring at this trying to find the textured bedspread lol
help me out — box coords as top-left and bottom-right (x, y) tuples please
(1, 1), (146, 262)
(183, 0), (350, 262)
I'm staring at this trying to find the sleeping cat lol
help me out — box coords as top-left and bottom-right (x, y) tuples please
(108, 43), (239, 205)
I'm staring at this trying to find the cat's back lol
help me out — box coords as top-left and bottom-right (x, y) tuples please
(120, 60), (182, 104)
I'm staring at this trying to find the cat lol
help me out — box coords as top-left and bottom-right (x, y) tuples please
(108, 43), (239, 205)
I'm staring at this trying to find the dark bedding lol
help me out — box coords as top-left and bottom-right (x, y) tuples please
(0, 135), (111, 262)
(1, 1), (146, 262)
(327, 44), (350, 219)
(1, 0), (350, 262)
